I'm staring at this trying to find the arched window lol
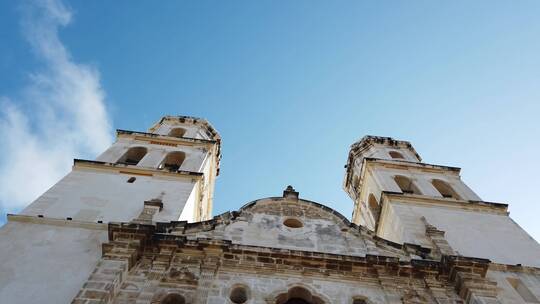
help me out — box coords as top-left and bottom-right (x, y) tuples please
(353, 298), (368, 304)
(276, 287), (325, 304)
(432, 179), (461, 199)
(161, 293), (185, 304)
(159, 151), (186, 171)
(367, 194), (380, 222)
(389, 151), (405, 159)
(285, 299), (310, 304)
(168, 127), (186, 138)
(117, 147), (147, 165)
(394, 175), (421, 195)
(352, 175), (360, 189)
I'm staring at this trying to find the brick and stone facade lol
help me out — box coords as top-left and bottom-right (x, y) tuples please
(72, 187), (540, 303)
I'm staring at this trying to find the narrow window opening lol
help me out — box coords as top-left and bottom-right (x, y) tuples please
(367, 194), (380, 222)
(353, 298), (368, 304)
(127, 177), (136, 183)
(117, 147), (147, 166)
(432, 179), (461, 199)
(159, 151), (186, 172)
(394, 175), (421, 195)
(389, 151), (405, 159)
(168, 127), (187, 138)
(352, 174), (360, 189)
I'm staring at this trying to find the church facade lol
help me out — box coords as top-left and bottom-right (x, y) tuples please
(0, 116), (539, 304)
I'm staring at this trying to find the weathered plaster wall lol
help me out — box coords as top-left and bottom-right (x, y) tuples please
(0, 221), (106, 304)
(194, 213), (383, 258)
(225, 213), (371, 256)
(21, 168), (198, 223)
(380, 201), (540, 267)
(182, 198), (409, 259)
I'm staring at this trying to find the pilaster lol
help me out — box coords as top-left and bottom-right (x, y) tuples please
(194, 244), (222, 304)
(442, 256), (499, 304)
(72, 223), (153, 303)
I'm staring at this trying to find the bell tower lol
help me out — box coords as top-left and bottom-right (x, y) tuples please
(21, 115), (220, 223)
(0, 115), (221, 304)
(344, 136), (540, 267)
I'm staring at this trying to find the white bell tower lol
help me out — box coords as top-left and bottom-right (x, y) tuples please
(21, 115), (220, 223)
(344, 136), (540, 267)
(0, 115), (221, 304)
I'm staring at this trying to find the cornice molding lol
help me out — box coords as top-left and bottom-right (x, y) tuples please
(381, 191), (508, 214)
(7, 214), (107, 230)
(117, 129), (218, 147)
(148, 115), (221, 141)
(376, 192), (509, 241)
(73, 159), (204, 180)
(489, 262), (540, 273)
(364, 157), (461, 174)
(349, 135), (422, 161)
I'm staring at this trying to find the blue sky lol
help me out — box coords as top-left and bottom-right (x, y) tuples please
(1, 1), (539, 241)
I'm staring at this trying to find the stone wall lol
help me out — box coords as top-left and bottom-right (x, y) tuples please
(70, 195), (530, 304)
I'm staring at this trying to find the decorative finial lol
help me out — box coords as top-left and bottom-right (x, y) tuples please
(283, 185), (299, 200)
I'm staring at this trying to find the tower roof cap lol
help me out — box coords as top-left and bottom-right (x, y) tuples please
(350, 135), (421, 161)
(149, 115), (221, 141)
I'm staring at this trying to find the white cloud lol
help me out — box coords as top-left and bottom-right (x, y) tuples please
(0, 0), (113, 211)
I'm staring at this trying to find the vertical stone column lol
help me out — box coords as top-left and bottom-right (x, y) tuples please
(442, 256), (500, 304)
(371, 256), (413, 304)
(71, 259), (128, 304)
(421, 217), (456, 260)
(424, 274), (464, 304)
(72, 223), (153, 304)
(132, 199), (163, 225)
(194, 246), (222, 304)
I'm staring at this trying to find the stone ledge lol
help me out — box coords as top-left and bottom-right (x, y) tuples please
(73, 159), (204, 180)
(117, 129), (218, 146)
(381, 191), (508, 214)
(149, 115), (221, 141)
(349, 135), (422, 161)
(364, 157), (461, 173)
(7, 214), (107, 230)
(488, 262), (540, 273)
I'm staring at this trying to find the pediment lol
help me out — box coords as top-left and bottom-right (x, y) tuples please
(169, 196), (427, 260)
